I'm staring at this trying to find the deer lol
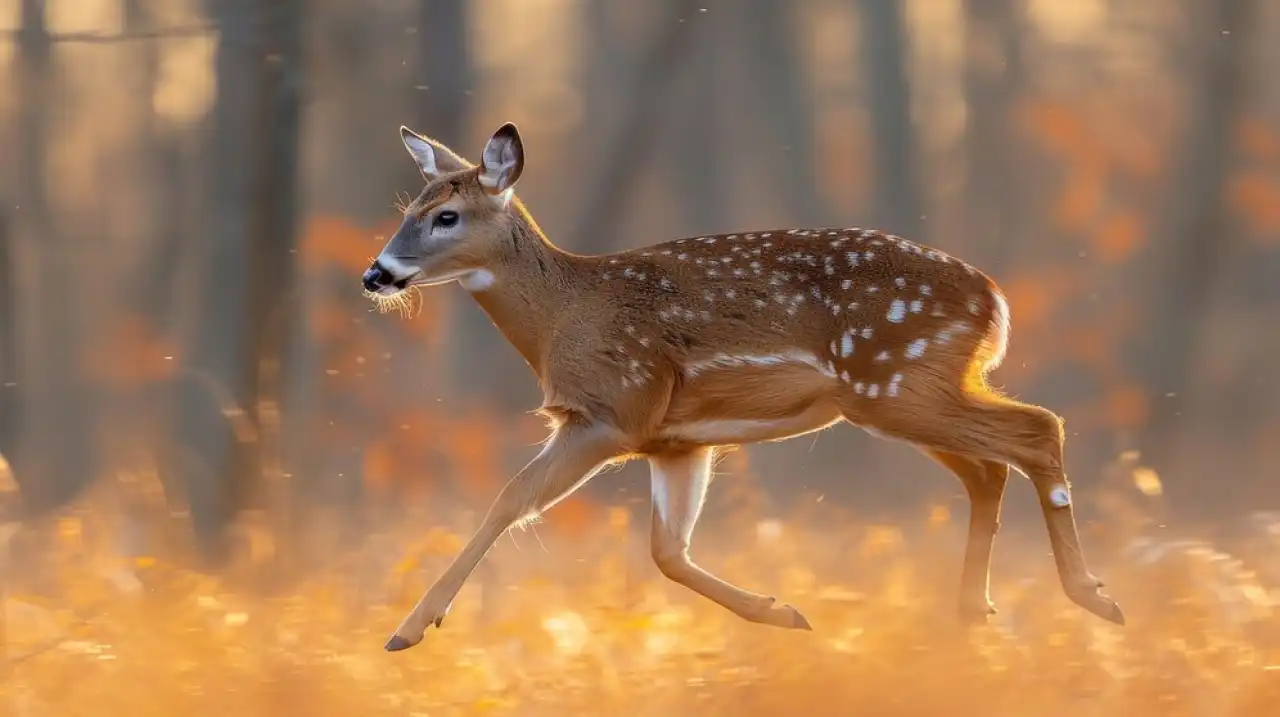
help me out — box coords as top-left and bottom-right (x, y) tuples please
(364, 121), (1125, 652)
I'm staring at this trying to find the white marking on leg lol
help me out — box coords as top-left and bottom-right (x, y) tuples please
(1048, 484), (1071, 508)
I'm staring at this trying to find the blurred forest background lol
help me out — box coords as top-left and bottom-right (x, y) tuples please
(2, 0), (1280, 714)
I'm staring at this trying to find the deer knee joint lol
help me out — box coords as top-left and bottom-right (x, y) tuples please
(652, 543), (692, 579)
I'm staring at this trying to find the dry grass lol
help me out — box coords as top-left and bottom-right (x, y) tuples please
(3, 471), (1280, 717)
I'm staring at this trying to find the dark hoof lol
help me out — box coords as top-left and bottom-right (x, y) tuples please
(1104, 603), (1125, 626)
(384, 635), (414, 652)
(1070, 588), (1125, 627)
(788, 605), (814, 631)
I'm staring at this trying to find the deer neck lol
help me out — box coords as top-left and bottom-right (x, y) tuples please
(463, 204), (580, 379)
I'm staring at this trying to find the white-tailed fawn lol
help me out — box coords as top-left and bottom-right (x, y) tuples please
(364, 122), (1124, 652)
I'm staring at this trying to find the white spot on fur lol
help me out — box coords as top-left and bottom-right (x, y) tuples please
(887, 373), (902, 396)
(886, 299), (907, 322)
(894, 277), (906, 288)
(867, 384), (880, 398)
(874, 350), (890, 362)
(936, 321), (971, 345)
(909, 299), (923, 313)
(840, 333), (854, 357)
(861, 327), (873, 339)
(905, 338), (929, 359)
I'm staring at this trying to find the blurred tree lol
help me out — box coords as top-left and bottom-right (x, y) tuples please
(14, 0), (94, 513)
(963, 0), (1025, 270)
(247, 0), (306, 576)
(734, 0), (827, 224)
(0, 212), (14, 474)
(173, 0), (305, 567)
(858, 0), (924, 241)
(671, 1), (725, 233)
(414, 0), (472, 147)
(112, 0), (187, 514)
(1137, 0), (1252, 477)
(571, 0), (700, 253)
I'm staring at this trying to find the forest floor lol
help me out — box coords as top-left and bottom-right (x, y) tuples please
(3, 477), (1280, 717)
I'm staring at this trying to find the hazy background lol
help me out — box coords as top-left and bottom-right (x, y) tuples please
(2, 2), (1280, 713)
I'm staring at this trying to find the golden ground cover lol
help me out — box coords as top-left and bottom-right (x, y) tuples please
(2, 462), (1279, 717)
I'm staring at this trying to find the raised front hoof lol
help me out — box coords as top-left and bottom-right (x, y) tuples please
(384, 635), (417, 652)
(750, 598), (814, 631)
(1068, 586), (1125, 626)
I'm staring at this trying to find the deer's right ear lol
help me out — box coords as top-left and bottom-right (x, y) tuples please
(400, 126), (471, 179)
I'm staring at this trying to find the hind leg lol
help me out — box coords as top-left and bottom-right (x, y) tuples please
(853, 384), (1122, 625)
(648, 447), (812, 630)
(923, 450), (1009, 623)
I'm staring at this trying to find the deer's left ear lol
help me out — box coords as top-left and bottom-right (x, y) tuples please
(478, 123), (524, 203)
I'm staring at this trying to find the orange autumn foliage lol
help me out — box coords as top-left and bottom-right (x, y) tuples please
(1104, 384), (1150, 429)
(1092, 212), (1144, 264)
(83, 314), (178, 386)
(300, 215), (398, 272)
(1237, 116), (1280, 162)
(1230, 171), (1280, 238)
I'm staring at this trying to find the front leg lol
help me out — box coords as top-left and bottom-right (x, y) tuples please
(384, 416), (625, 651)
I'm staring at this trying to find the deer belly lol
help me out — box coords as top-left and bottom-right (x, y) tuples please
(656, 359), (844, 445)
(659, 408), (844, 445)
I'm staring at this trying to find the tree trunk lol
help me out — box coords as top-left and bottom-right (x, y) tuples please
(1137, 0), (1250, 473)
(247, 0), (306, 582)
(0, 213), (15, 473)
(734, 0), (828, 224)
(14, 0), (93, 514)
(963, 0), (1024, 270)
(171, 0), (306, 571)
(671, 4), (724, 233)
(858, 0), (924, 241)
(569, 0), (702, 252)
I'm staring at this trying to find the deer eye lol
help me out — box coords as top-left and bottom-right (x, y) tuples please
(435, 210), (459, 228)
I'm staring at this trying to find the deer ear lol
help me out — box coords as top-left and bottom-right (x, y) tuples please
(400, 126), (472, 179)
(478, 123), (524, 200)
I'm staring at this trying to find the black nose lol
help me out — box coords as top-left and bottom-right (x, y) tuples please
(363, 263), (389, 292)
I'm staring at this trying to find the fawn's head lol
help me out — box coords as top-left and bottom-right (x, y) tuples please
(362, 122), (525, 296)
